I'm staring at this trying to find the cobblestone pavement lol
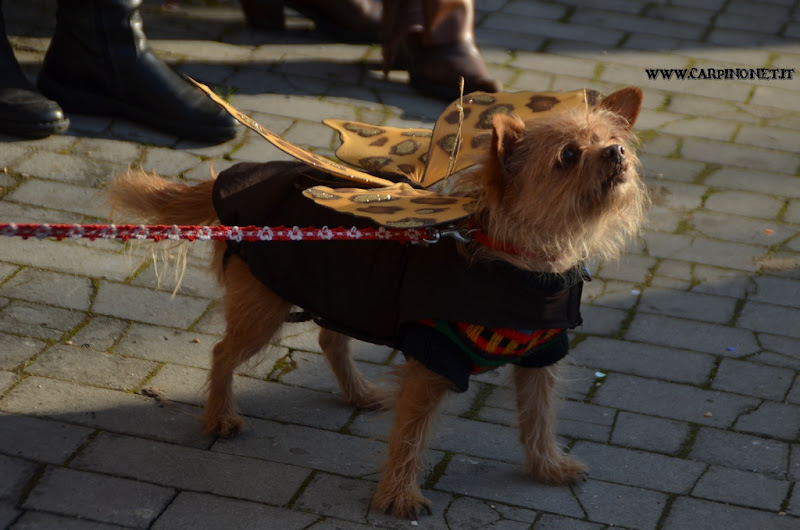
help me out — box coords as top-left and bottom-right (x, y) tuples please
(2, 0), (799, 528)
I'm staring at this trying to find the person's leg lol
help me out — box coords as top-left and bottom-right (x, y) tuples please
(38, 0), (237, 143)
(0, 1), (68, 138)
(383, 0), (500, 101)
(240, 0), (382, 43)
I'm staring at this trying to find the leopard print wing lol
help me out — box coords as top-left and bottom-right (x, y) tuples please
(421, 89), (602, 188)
(188, 78), (395, 188)
(303, 183), (476, 228)
(323, 119), (432, 185)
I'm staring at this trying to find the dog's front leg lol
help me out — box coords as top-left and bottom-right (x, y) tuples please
(373, 359), (450, 519)
(514, 364), (588, 485)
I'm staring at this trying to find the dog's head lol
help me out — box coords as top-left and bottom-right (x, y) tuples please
(468, 86), (648, 271)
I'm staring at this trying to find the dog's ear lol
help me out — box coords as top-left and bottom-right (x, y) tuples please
(490, 112), (527, 175)
(599, 86), (643, 129)
(481, 113), (526, 204)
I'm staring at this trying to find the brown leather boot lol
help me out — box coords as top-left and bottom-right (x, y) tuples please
(383, 0), (500, 101)
(240, 0), (382, 43)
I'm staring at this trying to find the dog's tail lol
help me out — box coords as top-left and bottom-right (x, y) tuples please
(109, 169), (223, 291)
(109, 169), (218, 227)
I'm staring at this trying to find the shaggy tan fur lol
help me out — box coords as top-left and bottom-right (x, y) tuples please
(108, 86), (647, 519)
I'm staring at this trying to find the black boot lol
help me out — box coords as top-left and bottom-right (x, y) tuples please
(0, 3), (69, 139)
(38, 0), (237, 143)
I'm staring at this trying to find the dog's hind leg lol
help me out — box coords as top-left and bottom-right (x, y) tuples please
(205, 255), (292, 437)
(514, 364), (588, 485)
(373, 360), (450, 519)
(318, 329), (388, 409)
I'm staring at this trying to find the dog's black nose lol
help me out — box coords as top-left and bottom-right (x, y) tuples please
(603, 144), (626, 163)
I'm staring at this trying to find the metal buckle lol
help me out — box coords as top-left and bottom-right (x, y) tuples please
(422, 226), (476, 244)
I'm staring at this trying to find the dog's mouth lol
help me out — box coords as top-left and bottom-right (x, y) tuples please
(603, 163), (629, 189)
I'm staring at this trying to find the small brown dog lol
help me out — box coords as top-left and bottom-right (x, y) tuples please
(110, 86), (646, 519)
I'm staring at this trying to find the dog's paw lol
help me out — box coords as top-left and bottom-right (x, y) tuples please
(373, 486), (432, 519)
(346, 385), (394, 410)
(529, 452), (588, 486)
(204, 414), (245, 438)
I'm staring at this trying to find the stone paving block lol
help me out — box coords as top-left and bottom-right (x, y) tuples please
(786, 200), (800, 224)
(26, 344), (158, 391)
(644, 232), (764, 272)
(575, 304), (627, 336)
(739, 301), (800, 339)
(692, 465), (790, 511)
(0, 504), (20, 530)
(681, 137), (799, 174)
(750, 276), (800, 309)
(704, 190), (784, 219)
(534, 514), (604, 529)
(611, 411), (690, 455)
(626, 313), (759, 356)
(93, 280), (210, 328)
(278, 350), (392, 395)
(0, 412), (92, 464)
(705, 167), (800, 199)
(23, 467), (173, 529)
(571, 337), (715, 385)
(10, 151), (121, 187)
(592, 374), (759, 427)
(114, 323), (216, 369)
(425, 415), (524, 466)
(129, 262), (220, 300)
(11, 511), (128, 529)
(139, 147), (202, 178)
(146, 363), (353, 430)
(69, 316), (128, 351)
(0, 237), (134, 282)
(574, 8), (706, 39)
(511, 51), (598, 79)
(661, 117), (739, 141)
(690, 427), (789, 476)
(572, 441), (704, 494)
(0, 198), (84, 225)
(790, 378), (800, 406)
(735, 401), (800, 441)
(0, 376), (208, 448)
(0, 453), (36, 502)
(751, 85), (800, 113)
(0, 301), (85, 341)
(212, 417), (389, 477)
(152, 492), (318, 530)
(73, 432), (310, 506)
(435, 455), (584, 517)
(639, 154), (706, 183)
(71, 137), (142, 165)
(0, 332), (44, 370)
(712, 358), (794, 400)
(294, 473), (374, 522)
(663, 497), (798, 530)
(6, 179), (109, 219)
(595, 254), (656, 284)
(638, 286), (738, 324)
(736, 124), (800, 154)
(574, 479), (667, 529)
(483, 13), (624, 45)
(692, 211), (794, 247)
(691, 265), (753, 299)
(0, 371), (15, 394)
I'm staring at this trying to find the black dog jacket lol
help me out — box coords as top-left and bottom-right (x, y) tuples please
(212, 161), (585, 391)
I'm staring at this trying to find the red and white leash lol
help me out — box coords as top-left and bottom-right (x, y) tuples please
(0, 222), (474, 244)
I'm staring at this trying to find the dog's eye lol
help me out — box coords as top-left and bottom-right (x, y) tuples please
(558, 146), (578, 168)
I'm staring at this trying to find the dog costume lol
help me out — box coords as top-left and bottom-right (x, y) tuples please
(213, 161), (585, 391)
(194, 81), (601, 391)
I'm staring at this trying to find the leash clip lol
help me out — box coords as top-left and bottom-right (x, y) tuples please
(423, 226), (476, 244)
